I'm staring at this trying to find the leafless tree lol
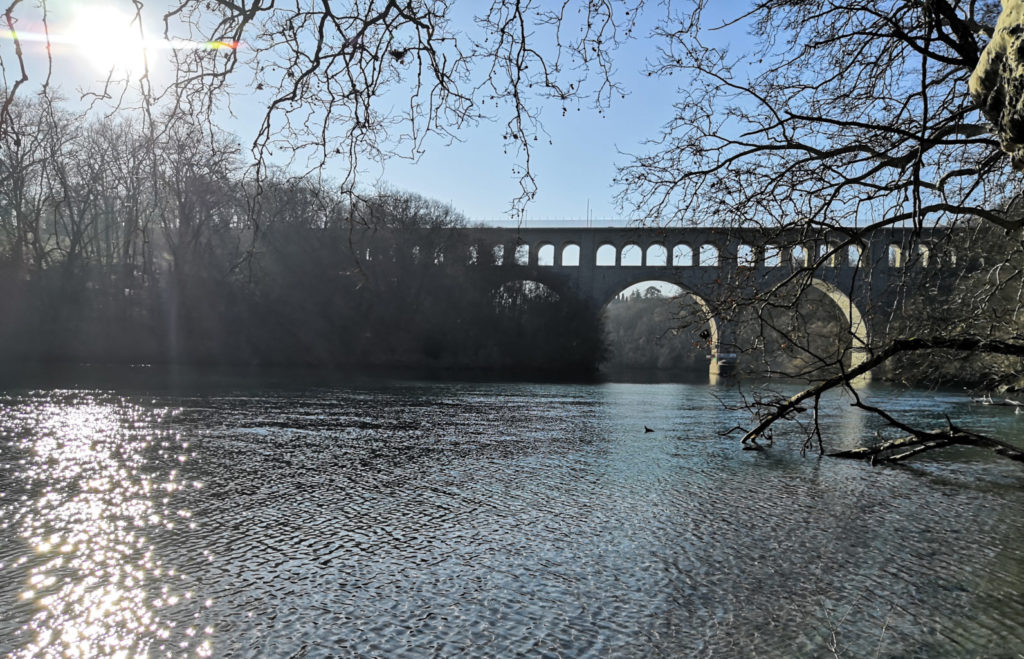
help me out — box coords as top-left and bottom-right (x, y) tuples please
(2, 1), (643, 216)
(0, 95), (61, 275)
(612, 1), (1024, 463)
(4, 1), (1024, 461)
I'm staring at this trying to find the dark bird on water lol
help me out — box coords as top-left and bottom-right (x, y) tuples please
(644, 426), (654, 433)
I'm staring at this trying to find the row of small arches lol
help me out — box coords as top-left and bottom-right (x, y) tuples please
(461, 242), (783, 267)
(401, 242), (933, 268)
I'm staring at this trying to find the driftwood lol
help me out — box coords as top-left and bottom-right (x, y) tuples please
(971, 395), (1024, 407)
(829, 426), (1024, 465)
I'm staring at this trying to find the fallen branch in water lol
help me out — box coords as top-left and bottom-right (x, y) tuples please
(740, 335), (1024, 449)
(829, 425), (1024, 465)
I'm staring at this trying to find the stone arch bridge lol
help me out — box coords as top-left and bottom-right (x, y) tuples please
(376, 225), (947, 376)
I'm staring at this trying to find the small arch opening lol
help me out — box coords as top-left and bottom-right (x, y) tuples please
(492, 244), (505, 266)
(847, 244), (863, 268)
(672, 244), (693, 267)
(737, 244), (757, 268)
(917, 244), (931, 268)
(888, 244), (903, 268)
(791, 245), (808, 267)
(467, 245), (478, 265)
(699, 244), (719, 266)
(822, 244), (841, 267)
(514, 244), (530, 266)
(561, 243), (581, 266)
(411, 245), (422, 264)
(596, 243), (617, 267)
(537, 243), (555, 266)
(646, 243), (668, 267)
(621, 243), (642, 266)
(764, 245), (782, 267)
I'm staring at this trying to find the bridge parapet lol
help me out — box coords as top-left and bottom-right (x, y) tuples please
(354, 225), (951, 280)
(445, 226), (946, 272)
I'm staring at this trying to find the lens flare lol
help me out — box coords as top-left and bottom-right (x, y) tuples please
(70, 6), (147, 74)
(0, 6), (239, 77)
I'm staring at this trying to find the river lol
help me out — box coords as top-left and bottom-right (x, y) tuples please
(0, 372), (1022, 657)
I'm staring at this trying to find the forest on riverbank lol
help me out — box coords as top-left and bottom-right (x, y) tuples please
(0, 99), (604, 377)
(3, 98), (1023, 387)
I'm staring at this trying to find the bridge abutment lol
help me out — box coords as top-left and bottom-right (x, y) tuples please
(709, 327), (740, 377)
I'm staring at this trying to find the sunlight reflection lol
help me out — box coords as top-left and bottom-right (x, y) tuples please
(4, 395), (206, 657)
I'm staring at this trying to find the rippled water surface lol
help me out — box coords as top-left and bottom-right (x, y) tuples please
(1, 375), (1023, 657)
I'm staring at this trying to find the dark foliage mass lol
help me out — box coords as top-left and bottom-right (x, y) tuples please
(602, 289), (711, 373)
(882, 220), (1024, 389)
(0, 100), (603, 377)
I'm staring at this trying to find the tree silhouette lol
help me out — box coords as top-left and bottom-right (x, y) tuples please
(611, 1), (1024, 462)
(4, 1), (1024, 460)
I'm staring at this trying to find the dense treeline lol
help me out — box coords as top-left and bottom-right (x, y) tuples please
(602, 288), (711, 374)
(602, 286), (854, 379)
(4, 98), (1007, 385)
(0, 97), (603, 376)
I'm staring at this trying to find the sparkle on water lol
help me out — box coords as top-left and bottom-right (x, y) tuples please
(0, 377), (1022, 656)
(0, 393), (210, 657)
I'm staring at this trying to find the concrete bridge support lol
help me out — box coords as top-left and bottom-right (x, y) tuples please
(709, 323), (740, 377)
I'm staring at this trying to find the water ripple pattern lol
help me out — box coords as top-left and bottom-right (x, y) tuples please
(0, 391), (209, 656)
(0, 380), (1022, 657)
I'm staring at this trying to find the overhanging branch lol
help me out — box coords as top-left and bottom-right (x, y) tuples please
(741, 335), (1024, 446)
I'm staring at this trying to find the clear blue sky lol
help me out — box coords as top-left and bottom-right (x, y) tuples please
(376, 5), (748, 223)
(5, 2), (748, 224)
(380, 70), (674, 224)
(375, 37), (678, 224)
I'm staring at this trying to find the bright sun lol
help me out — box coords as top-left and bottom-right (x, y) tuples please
(0, 5), (238, 80)
(69, 5), (148, 76)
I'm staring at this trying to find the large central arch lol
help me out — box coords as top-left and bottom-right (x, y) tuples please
(597, 275), (870, 378)
(599, 279), (721, 376)
(808, 278), (869, 372)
